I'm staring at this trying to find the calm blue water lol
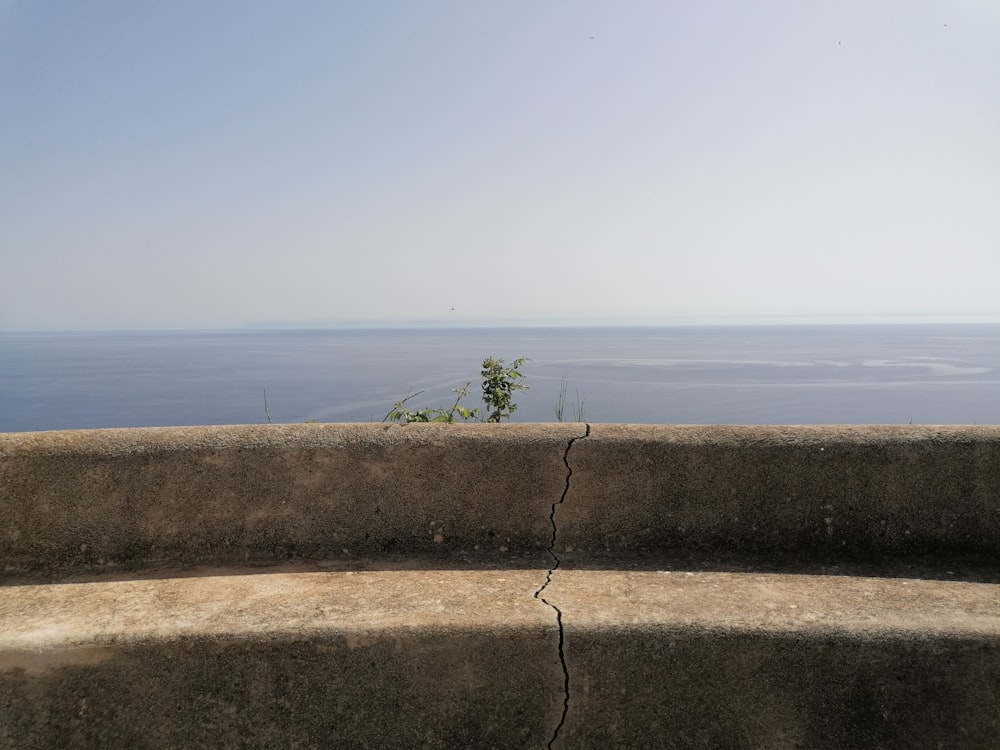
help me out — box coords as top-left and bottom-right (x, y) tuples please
(1, 325), (998, 432)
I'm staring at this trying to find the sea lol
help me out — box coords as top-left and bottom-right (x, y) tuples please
(1, 325), (998, 433)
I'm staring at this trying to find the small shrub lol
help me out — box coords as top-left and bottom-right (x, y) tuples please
(481, 356), (529, 422)
(386, 356), (529, 424)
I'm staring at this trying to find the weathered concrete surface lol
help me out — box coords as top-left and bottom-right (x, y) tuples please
(3, 634), (553, 749)
(4, 424), (999, 580)
(0, 569), (562, 749)
(3, 424), (1000, 748)
(550, 570), (1000, 636)
(0, 424), (586, 579)
(2, 567), (998, 749)
(0, 569), (554, 653)
(561, 630), (1000, 749)
(550, 571), (1000, 749)
(561, 424), (1000, 561)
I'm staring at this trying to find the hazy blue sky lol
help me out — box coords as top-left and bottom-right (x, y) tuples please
(2, 0), (998, 330)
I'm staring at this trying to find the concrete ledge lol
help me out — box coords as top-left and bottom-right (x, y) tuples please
(2, 568), (998, 748)
(554, 570), (1000, 748)
(0, 569), (559, 748)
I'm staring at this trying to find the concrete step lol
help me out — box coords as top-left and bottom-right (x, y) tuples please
(3, 565), (1000, 748)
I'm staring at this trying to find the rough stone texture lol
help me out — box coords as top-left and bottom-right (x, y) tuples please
(2, 424), (1000, 748)
(2, 634), (557, 749)
(5, 424), (999, 580)
(3, 567), (998, 749)
(560, 629), (1000, 750)
(550, 570), (1000, 636)
(0, 423), (586, 579)
(549, 571), (1000, 748)
(562, 424), (1000, 562)
(0, 569), (561, 749)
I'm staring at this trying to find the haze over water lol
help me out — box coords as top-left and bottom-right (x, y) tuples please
(2, 324), (998, 433)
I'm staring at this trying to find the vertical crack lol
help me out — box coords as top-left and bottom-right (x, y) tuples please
(534, 423), (590, 749)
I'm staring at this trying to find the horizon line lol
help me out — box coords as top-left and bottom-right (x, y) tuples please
(3, 313), (1000, 334)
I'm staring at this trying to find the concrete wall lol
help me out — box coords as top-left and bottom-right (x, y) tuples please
(1, 424), (584, 578)
(2, 424), (1000, 748)
(564, 424), (1000, 563)
(3, 423), (999, 578)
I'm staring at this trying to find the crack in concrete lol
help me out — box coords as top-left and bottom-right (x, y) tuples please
(534, 423), (590, 749)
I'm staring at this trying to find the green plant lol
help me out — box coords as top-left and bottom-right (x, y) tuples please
(480, 356), (529, 422)
(385, 384), (480, 423)
(385, 356), (529, 424)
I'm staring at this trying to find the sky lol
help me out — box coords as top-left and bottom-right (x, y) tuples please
(1, 0), (998, 331)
